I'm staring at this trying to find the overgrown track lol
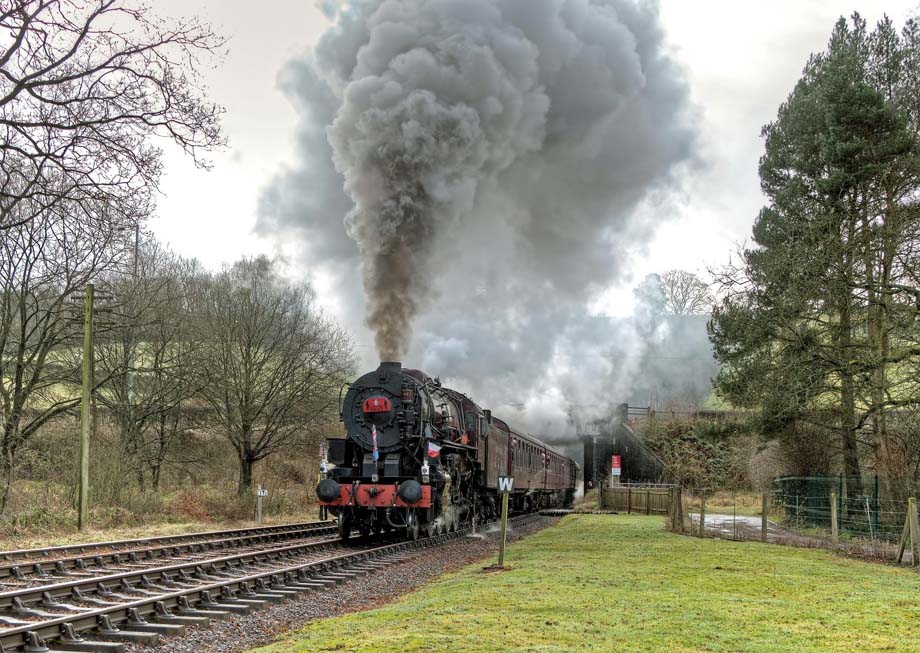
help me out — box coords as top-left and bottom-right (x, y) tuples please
(0, 521), (335, 566)
(0, 514), (544, 652)
(0, 522), (338, 585)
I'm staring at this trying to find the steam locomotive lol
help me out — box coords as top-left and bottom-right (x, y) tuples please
(316, 362), (578, 540)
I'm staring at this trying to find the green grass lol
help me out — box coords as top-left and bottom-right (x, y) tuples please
(688, 490), (781, 519)
(252, 515), (920, 653)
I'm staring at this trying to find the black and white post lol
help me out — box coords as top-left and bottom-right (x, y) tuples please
(497, 476), (514, 568)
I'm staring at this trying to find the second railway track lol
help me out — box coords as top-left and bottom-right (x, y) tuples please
(0, 514), (546, 653)
(0, 520), (336, 568)
(0, 521), (338, 589)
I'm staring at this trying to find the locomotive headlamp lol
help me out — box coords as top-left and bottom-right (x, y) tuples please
(421, 460), (430, 484)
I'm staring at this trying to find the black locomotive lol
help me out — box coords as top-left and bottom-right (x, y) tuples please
(316, 361), (578, 540)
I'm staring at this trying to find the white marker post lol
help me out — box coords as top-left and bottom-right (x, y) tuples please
(497, 476), (514, 568)
(256, 485), (268, 524)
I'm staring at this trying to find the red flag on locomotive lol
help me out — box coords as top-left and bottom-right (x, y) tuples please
(427, 441), (441, 458)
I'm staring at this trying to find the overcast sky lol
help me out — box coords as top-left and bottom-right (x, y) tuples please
(151, 0), (917, 320)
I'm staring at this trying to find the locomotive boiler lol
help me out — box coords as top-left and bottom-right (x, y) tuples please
(316, 362), (578, 541)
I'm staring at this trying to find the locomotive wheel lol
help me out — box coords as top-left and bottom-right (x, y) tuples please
(338, 511), (353, 543)
(407, 509), (419, 541)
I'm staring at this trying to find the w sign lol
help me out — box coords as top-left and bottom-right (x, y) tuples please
(498, 476), (514, 493)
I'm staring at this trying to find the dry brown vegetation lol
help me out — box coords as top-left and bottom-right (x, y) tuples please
(1, 413), (330, 540)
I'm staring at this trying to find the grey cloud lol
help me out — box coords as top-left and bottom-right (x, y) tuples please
(259, 0), (707, 438)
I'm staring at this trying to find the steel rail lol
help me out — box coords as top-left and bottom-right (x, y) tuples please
(0, 520), (334, 564)
(0, 514), (545, 652)
(0, 522), (338, 582)
(0, 534), (352, 610)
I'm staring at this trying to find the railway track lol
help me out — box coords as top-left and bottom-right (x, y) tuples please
(0, 521), (338, 588)
(0, 520), (335, 567)
(0, 514), (544, 652)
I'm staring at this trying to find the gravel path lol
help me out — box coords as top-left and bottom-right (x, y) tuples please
(123, 516), (556, 653)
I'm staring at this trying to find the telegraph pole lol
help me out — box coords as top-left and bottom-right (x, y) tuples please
(78, 283), (94, 531)
(126, 222), (139, 408)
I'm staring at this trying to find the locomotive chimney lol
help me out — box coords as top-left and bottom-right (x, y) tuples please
(377, 361), (402, 380)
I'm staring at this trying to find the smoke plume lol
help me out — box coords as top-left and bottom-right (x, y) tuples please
(259, 0), (702, 428)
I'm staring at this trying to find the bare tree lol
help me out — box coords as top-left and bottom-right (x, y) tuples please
(139, 258), (206, 491)
(94, 239), (202, 491)
(660, 270), (713, 316)
(0, 0), (226, 230)
(0, 198), (125, 512)
(194, 257), (354, 494)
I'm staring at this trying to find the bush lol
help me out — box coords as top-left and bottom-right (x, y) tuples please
(748, 440), (789, 491)
(638, 416), (755, 492)
(165, 488), (211, 521)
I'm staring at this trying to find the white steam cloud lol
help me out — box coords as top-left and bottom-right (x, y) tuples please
(259, 0), (704, 442)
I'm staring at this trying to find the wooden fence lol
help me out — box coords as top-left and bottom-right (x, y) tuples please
(601, 484), (674, 515)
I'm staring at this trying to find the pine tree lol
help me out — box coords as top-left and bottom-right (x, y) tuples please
(710, 14), (920, 495)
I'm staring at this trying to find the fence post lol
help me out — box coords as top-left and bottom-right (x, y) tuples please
(841, 475), (848, 520)
(626, 487), (631, 514)
(873, 475), (880, 536)
(732, 491), (737, 540)
(761, 492), (768, 543)
(598, 483), (605, 510)
(898, 497), (920, 566)
(910, 498), (920, 567)
(679, 488), (686, 531)
(699, 494), (706, 536)
(897, 500), (911, 564)
(646, 489), (651, 515)
(667, 487), (674, 530)
(668, 487), (685, 533)
(830, 491), (838, 545)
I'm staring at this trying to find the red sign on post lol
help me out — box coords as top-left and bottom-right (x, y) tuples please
(611, 455), (622, 476)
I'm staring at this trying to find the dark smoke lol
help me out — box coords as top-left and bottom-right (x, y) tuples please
(259, 0), (702, 427)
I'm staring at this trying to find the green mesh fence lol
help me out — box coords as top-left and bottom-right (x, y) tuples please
(771, 475), (904, 542)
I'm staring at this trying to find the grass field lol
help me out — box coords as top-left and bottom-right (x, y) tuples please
(688, 490), (778, 518)
(253, 515), (920, 653)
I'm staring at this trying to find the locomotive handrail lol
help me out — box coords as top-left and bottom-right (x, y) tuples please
(338, 381), (351, 417)
(436, 440), (478, 453)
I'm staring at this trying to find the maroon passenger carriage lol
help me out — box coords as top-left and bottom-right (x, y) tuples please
(316, 362), (578, 540)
